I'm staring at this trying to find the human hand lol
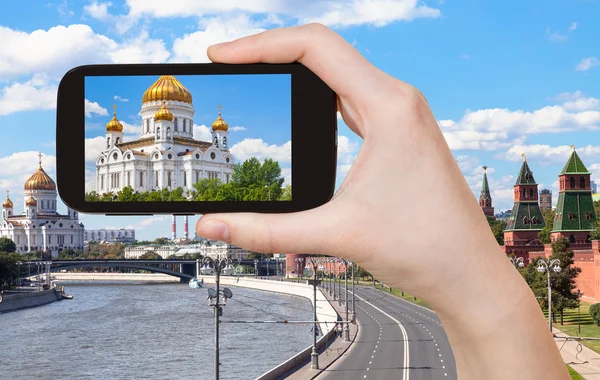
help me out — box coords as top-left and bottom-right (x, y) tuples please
(196, 23), (497, 301)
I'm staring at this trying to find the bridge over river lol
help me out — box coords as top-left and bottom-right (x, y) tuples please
(19, 259), (278, 282)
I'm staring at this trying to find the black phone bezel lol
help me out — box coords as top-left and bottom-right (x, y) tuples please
(56, 63), (337, 215)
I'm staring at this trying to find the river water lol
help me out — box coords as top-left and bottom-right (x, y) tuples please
(0, 283), (314, 379)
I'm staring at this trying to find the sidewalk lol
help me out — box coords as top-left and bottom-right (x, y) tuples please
(284, 287), (358, 380)
(554, 328), (600, 379)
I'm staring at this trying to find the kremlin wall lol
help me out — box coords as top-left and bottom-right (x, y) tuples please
(480, 149), (600, 303)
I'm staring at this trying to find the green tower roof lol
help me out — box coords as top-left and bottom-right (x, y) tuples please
(480, 168), (491, 200)
(515, 160), (537, 185)
(560, 150), (590, 175)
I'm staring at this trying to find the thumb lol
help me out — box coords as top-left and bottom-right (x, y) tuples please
(195, 205), (342, 254)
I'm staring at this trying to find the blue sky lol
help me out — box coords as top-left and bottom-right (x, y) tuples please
(1, 0), (599, 240)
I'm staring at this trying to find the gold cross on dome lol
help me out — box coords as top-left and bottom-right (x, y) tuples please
(218, 104), (222, 115)
(521, 153), (526, 161)
(113, 104), (117, 116)
(5, 190), (9, 199)
(38, 152), (43, 167)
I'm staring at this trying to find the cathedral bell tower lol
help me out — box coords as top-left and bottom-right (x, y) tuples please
(25, 196), (37, 219)
(154, 102), (174, 149)
(479, 166), (495, 218)
(105, 105), (124, 150)
(2, 191), (13, 220)
(551, 146), (597, 244)
(211, 105), (229, 150)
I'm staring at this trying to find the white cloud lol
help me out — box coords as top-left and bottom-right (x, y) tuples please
(121, 121), (142, 136)
(114, 95), (129, 102)
(460, 54), (471, 60)
(439, 95), (600, 151)
(108, 30), (170, 63)
(569, 22), (578, 31)
(84, 1), (113, 20)
(229, 126), (247, 132)
(281, 167), (291, 187)
(338, 135), (359, 154)
(505, 144), (600, 165)
(590, 164), (600, 183)
(576, 57), (600, 72)
(193, 124), (213, 142)
(86, 136), (107, 162)
(0, 78), (57, 115)
(546, 28), (567, 42)
(85, 169), (96, 193)
(171, 15), (266, 63)
(121, 0), (440, 30)
(85, 99), (108, 117)
(230, 138), (291, 163)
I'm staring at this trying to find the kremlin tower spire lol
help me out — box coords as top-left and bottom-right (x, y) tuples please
(479, 166), (495, 218)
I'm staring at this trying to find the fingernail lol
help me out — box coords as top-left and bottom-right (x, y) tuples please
(197, 220), (231, 243)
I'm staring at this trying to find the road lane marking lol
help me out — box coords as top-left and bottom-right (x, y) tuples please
(354, 291), (410, 380)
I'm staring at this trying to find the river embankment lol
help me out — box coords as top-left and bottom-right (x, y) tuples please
(0, 287), (64, 313)
(53, 272), (179, 283)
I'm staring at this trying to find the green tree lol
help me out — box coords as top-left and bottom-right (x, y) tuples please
(0, 237), (17, 253)
(486, 217), (507, 245)
(279, 185), (292, 201)
(85, 191), (100, 202)
(0, 251), (20, 288)
(590, 303), (600, 326)
(538, 209), (556, 244)
(153, 237), (170, 245)
(591, 201), (600, 240)
(115, 186), (137, 202)
(139, 251), (162, 260)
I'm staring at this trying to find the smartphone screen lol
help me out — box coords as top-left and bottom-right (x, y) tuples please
(84, 74), (292, 203)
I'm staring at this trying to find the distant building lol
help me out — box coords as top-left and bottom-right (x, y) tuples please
(592, 180), (597, 194)
(539, 189), (552, 210)
(124, 241), (249, 259)
(495, 210), (512, 222)
(85, 229), (136, 243)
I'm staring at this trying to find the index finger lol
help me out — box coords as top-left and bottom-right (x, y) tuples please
(207, 23), (396, 104)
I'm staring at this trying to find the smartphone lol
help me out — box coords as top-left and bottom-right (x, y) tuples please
(56, 63), (337, 215)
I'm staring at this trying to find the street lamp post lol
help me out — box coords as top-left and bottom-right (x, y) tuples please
(351, 261), (356, 323)
(337, 260), (342, 306)
(338, 258), (350, 341)
(200, 256), (234, 380)
(509, 256), (525, 268)
(537, 258), (562, 333)
(17, 262), (21, 291)
(266, 259), (270, 279)
(254, 259), (258, 277)
(304, 257), (321, 370)
(577, 289), (581, 335)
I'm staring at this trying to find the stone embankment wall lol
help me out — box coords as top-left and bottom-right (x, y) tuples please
(0, 288), (61, 313)
(53, 273), (179, 282)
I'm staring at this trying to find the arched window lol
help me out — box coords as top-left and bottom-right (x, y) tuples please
(570, 177), (575, 189)
(569, 235), (576, 244)
(586, 213), (592, 220)
(223, 137), (227, 147)
(107, 137), (110, 149)
(146, 119), (150, 134)
(522, 189), (527, 198)
(568, 213), (575, 221)
(580, 177), (586, 189)
(168, 171), (172, 187)
(531, 217), (538, 224)
(167, 127), (171, 139)
(139, 171), (143, 186)
(183, 119), (187, 133)
(523, 217), (529, 224)
(174, 118), (178, 132)
(156, 127), (160, 139)
(116, 137), (121, 144)
(529, 188), (534, 198)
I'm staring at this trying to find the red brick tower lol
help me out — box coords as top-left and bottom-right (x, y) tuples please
(479, 166), (495, 218)
(285, 253), (308, 278)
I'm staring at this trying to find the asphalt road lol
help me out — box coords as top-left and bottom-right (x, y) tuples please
(319, 286), (457, 380)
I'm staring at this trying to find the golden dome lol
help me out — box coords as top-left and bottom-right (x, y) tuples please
(142, 75), (192, 104)
(24, 154), (56, 191)
(212, 105), (228, 132)
(2, 191), (13, 208)
(154, 101), (174, 121)
(25, 196), (37, 207)
(106, 105), (123, 133)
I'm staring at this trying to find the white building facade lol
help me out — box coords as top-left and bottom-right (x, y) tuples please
(1, 156), (85, 257)
(125, 242), (249, 260)
(95, 75), (235, 196)
(85, 229), (136, 243)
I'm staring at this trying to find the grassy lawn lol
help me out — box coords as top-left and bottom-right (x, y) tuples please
(567, 364), (585, 379)
(543, 301), (600, 354)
